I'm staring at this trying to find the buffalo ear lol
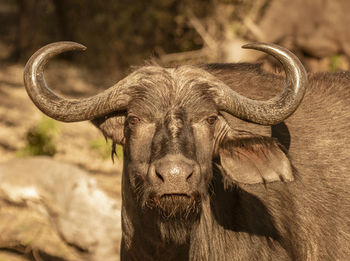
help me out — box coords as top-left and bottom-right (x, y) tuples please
(218, 138), (293, 184)
(91, 114), (126, 145)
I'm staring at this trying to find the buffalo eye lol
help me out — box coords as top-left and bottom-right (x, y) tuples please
(206, 115), (218, 125)
(128, 116), (140, 125)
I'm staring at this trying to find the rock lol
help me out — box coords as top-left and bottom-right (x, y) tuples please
(0, 156), (121, 261)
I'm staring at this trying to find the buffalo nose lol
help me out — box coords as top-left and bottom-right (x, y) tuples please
(150, 155), (199, 188)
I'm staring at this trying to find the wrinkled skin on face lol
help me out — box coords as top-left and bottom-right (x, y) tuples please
(125, 86), (216, 218)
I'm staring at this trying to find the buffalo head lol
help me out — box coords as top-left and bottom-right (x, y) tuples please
(23, 42), (307, 243)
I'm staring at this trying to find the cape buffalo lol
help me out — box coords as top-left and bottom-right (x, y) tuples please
(23, 42), (350, 260)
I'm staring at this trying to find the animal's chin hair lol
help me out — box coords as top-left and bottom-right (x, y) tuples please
(139, 193), (202, 244)
(143, 193), (201, 220)
(158, 218), (198, 244)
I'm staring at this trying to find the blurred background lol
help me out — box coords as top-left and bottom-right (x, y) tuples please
(0, 0), (349, 260)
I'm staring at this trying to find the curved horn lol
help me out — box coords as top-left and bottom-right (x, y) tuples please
(23, 41), (130, 122)
(216, 42), (307, 125)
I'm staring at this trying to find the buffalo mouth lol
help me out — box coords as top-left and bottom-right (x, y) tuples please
(147, 193), (201, 219)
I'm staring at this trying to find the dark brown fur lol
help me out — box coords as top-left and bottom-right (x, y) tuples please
(93, 63), (350, 260)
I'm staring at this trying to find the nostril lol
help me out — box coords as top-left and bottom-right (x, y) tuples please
(156, 170), (164, 182)
(186, 172), (193, 181)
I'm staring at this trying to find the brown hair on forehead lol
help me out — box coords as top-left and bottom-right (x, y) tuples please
(164, 109), (185, 139)
(126, 65), (218, 118)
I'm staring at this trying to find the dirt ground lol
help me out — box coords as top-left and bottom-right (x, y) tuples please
(0, 60), (123, 260)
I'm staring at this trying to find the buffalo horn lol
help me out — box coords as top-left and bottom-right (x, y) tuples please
(216, 42), (307, 125)
(23, 41), (130, 122)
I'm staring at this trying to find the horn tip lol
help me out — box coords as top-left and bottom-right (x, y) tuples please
(63, 41), (87, 51)
(45, 41), (87, 52)
(242, 42), (267, 50)
(75, 43), (87, 51)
